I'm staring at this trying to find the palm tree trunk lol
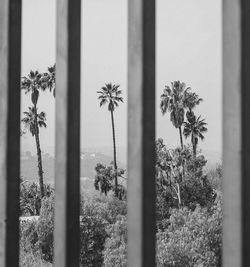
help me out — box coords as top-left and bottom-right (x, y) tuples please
(179, 126), (183, 149)
(192, 134), (197, 157)
(110, 110), (118, 197)
(193, 143), (197, 157)
(34, 105), (45, 199)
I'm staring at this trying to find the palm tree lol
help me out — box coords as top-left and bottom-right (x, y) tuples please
(43, 64), (56, 97)
(183, 89), (203, 121)
(21, 70), (47, 198)
(160, 81), (189, 149)
(21, 70), (47, 105)
(183, 114), (208, 157)
(97, 83), (123, 197)
(22, 107), (47, 198)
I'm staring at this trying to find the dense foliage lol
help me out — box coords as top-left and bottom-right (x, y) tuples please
(156, 138), (214, 224)
(20, 180), (54, 216)
(20, 143), (221, 266)
(156, 200), (222, 267)
(20, 191), (127, 266)
(94, 163), (126, 200)
(103, 215), (127, 267)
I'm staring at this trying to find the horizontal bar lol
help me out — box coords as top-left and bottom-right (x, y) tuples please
(127, 0), (156, 266)
(54, 0), (81, 266)
(0, 0), (21, 266)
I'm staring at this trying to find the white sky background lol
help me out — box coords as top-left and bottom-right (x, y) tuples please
(21, 0), (222, 160)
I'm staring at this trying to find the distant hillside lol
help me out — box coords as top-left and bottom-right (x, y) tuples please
(21, 148), (221, 182)
(21, 151), (125, 182)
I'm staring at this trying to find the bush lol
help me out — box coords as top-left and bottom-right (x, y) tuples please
(156, 200), (222, 267)
(106, 197), (127, 224)
(36, 195), (54, 263)
(103, 215), (127, 267)
(80, 195), (127, 224)
(181, 175), (214, 210)
(20, 249), (52, 267)
(80, 199), (109, 266)
(20, 219), (39, 255)
(20, 194), (55, 265)
(20, 180), (54, 216)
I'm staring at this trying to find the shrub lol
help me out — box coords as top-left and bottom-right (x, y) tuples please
(103, 215), (127, 267)
(20, 219), (39, 255)
(181, 175), (214, 210)
(79, 214), (108, 266)
(106, 197), (127, 224)
(36, 195), (54, 263)
(20, 249), (52, 267)
(20, 194), (55, 264)
(20, 180), (54, 216)
(156, 200), (222, 267)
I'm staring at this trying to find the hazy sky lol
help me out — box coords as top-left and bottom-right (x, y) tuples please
(21, 0), (222, 157)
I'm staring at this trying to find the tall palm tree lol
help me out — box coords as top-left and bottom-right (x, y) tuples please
(160, 81), (189, 149)
(43, 64), (56, 97)
(183, 114), (208, 157)
(22, 107), (47, 198)
(97, 83), (123, 197)
(21, 70), (47, 198)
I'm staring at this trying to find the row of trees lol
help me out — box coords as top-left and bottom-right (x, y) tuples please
(20, 65), (124, 206)
(21, 65), (208, 209)
(160, 81), (207, 156)
(94, 80), (208, 199)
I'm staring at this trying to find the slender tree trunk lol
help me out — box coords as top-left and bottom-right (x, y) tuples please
(110, 110), (118, 197)
(192, 134), (197, 157)
(176, 183), (182, 208)
(172, 183), (182, 208)
(34, 105), (45, 199)
(193, 143), (197, 157)
(179, 126), (183, 149)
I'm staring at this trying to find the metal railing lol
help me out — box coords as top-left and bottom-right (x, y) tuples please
(0, 0), (249, 266)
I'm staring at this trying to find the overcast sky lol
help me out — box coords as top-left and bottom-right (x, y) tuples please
(21, 0), (222, 159)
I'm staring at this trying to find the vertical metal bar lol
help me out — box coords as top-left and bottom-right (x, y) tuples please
(127, 0), (156, 266)
(241, 0), (250, 266)
(0, 0), (21, 266)
(54, 0), (81, 266)
(223, 0), (250, 266)
(223, 1), (242, 266)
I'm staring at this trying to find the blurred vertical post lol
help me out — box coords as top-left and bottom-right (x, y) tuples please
(223, 0), (250, 266)
(127, 0), (156, 266)
(0, 0), (21, 266)
(54, 0), (81, 266)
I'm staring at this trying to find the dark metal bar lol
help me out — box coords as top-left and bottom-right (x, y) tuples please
(223, 0), (250, 266)
(241, 0), (250, 266)
(127, 0), (156, 266)
(0, 0), (21, 266)
(54, 0), (81, 266)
